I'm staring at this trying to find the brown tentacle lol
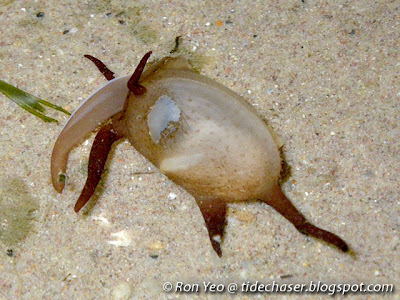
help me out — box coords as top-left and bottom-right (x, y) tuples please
(127, 51), (152, 95)
(261, 185), (349, 252)
(74, 123), (122, 212)
(196, 197), (227, 257)
(84, 55), (115, 81)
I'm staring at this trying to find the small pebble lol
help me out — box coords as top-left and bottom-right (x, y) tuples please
(108, 230), (132, 247)
(233, 210), (255, 223)
(212, 235), (221, 243)
(266, 88), (274, 94)
(167, 192), (177, 200)
(147, 241), (165, 251)
(111, 282), (132, 300)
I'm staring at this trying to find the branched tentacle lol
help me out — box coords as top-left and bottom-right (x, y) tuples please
(84, 55), (115, 81)
(127, 51), (152, 95)
(261, 185), (349, 252)
(196, 197), (227, 257)
(74, 123), (122, 212)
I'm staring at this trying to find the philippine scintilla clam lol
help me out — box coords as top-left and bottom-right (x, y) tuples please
(51, 52), (349, 256)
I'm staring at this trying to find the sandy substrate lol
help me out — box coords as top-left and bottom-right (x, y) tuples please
(0, 0), (399, 299)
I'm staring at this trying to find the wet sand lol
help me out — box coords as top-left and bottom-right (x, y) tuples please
(0, 1), (398, 299)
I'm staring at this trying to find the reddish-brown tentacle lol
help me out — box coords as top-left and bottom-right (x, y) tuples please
(74, 53), (153, 212)
(261, 185), (349, 252)
(196, 197), (227, 257)
(127, 51), (152, 95)
(74, 123), (122, 212)
(84, 55), (115, 81)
